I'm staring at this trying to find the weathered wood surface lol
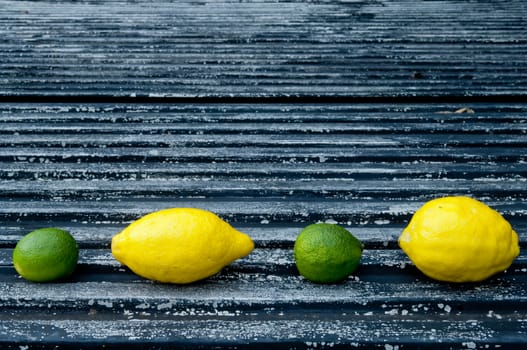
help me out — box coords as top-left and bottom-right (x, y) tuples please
(1, 0), (527, 348)
(1, 0), (526, 98)
(0, 103), (526, 348)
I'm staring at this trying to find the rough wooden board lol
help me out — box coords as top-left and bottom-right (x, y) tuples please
(1, 0), (526, 98)
(0, 257), (526, 348)
(1, 0), (526, 346)
(0, 102), (526, 347)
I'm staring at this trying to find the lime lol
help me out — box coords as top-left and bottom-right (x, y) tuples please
(13, 227), (79, 282)
(399, 196), (520, 282)
(293, 223), (363, 283)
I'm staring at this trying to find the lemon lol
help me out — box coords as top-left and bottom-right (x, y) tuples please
(111, 208), (254, 284)
(293, 223), (363, 284)
(13, 228), (79, 282)
(399, 196), (520, 283)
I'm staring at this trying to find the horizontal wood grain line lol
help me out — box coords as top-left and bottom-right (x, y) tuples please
(1, 146), (524, 163)
(1, 102), (525, 117)
(0, 270), (525, 307)
(1, 178), (525, 198)
(2, 95), (527, 104)
(1, 161), (525, 180)
(0, 318), (525, 347)
(3, 89), (525, 99)
(2, 55), (524, 68)
(0, 198), (524, 224)
(1, 109), (525, 121)
(1, 132), (525, 142)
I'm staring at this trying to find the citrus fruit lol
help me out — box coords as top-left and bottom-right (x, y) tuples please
(111, 208), (254, 284)
(399, 196), (520, 283)
(293, 223), (363, 284)
(13, 228), (79, 283)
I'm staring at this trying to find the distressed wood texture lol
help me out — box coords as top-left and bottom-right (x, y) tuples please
(1, 0), (527, 348)
(0, 102), (526, 348)
(0, 0), (526, 98)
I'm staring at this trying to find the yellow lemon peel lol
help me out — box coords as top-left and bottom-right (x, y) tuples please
(399, 196), (520, 282)
(111, 208), (254, 284)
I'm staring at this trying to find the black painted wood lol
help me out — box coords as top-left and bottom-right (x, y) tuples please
(0, 0), (526, 98)
(1, 0), (527, 347)
(0, 102), (526, 348)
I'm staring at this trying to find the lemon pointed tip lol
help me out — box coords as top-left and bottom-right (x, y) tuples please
(235, 231), (255, 257)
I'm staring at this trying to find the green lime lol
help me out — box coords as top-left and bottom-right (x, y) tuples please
(293, 223), (363, 284)
(13, 228), (79, 282)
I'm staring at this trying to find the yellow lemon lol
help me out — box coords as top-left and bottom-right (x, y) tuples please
(399, 196), (520, 283)
(111, 208), (254, 284)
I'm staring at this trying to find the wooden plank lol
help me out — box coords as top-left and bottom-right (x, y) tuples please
(0, 0), (526, 98)
(0, 249), (525, 348)
(0, 102), (526, 347)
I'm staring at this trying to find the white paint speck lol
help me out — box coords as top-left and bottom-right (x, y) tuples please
(97, 300), (113, 308)
(385, 308), (399, 315)
(463, 341), (477, 349)
(135, 303), (150, 310)
(157, 302), (173, 310)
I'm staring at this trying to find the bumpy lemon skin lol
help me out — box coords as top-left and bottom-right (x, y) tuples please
(111, 208), (254, 284)
(399, 196), (520, 283)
